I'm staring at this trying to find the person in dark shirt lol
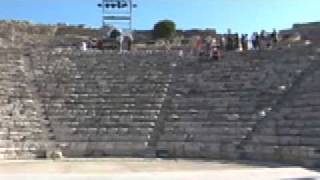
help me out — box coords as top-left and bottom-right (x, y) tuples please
(271, 29), (278, 47)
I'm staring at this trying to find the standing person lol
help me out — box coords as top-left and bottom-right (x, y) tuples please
(210, 37), (223, 61)
(227, 34), (233, 51)
(211, 37), (218, 49)
(96, 40), (103, 50)
(241, 34), (247, 51)
(205, 36), (213, 56)
(244, 34), (249, 51)
(212, 47), (223, 61)
(220, 35), (226, 51)
(251, 33), (257, 50)
(256, 32), (260, 50)
(178, 49), (184, 57)
(128, 38), (132, 51)
(195, 37), (203, 56)
(235, 33), (240, 51)
(260, 30), (267, 50)
(270, 29), (278, 47)
(226, 29), (233, 51)
(191, 36), (199, 55)
(80, 41), (87, 51)
(209, 37), (217, 59)
(117, 34), (124, 53)
(87, 39), (92, 49)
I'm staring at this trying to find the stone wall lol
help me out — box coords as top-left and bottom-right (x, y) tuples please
(280, 22), (320, 43)
(0, 21), (57, 49)
(56, 26), (102, 37)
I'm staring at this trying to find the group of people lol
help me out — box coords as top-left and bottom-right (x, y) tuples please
(192, 29), (280, 61)
(79, 39), (100, 51)
(79, 28), (134, 52)
(250, 29), (279, 50)
(193, 35), (224, 61)
(79, 37), (133, 52)
(221, 29), (279, 51)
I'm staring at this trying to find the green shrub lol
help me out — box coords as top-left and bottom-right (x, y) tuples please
(153, 20), (176, 39)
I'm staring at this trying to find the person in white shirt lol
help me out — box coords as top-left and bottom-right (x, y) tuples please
(81, 41), (87, 51)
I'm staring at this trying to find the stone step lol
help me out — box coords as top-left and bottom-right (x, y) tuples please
(170, 104), (256, 111)
(164, 121), (255, 127)
(63, 127), (154, 134)
(251, 135), (320, 146)
(166, 113), (254, 121)
(61, 141), (148, 157)
(58, 134), (150, 142)
(259, 127), (320, 136)
(55, 121), (156, 127)
(48, 115), (158, 121)
(283, 111), (320, 119)
(160, 134), (242, 142)
(265, 119), (320, 127)
(40, 93), (166, 99)
(279, 106), (320, 113)
(157, 141), (237, 158)
(60, 104), (164, 110)
(164, 127), (250, 135)
(243, 144), (314, 164)
(56, 83), (170, 88)
(47, 109), (161, 115)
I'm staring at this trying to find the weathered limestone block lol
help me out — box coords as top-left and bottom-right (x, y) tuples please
(183, 142), (202, 157)
(252, 136), (278, 144)
(279, 136), (300, 145)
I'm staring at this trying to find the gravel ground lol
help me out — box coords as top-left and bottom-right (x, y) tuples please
(0, 158), (319, 180)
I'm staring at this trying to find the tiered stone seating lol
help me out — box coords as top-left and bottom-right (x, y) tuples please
(1, 43), (320, 168)
(242, 49), (320, 166)
(157, 46), (315, 159)
(32, 51), (174, 157)
(0, 49), (52, 159)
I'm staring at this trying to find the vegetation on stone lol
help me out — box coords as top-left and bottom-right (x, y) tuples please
(153, 20), (176, 39)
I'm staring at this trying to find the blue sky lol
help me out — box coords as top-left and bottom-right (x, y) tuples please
(0, 0), (319, 33)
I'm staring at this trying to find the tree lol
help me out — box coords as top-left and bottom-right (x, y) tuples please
(109, 29), (121, 39)
(153, 20), (176, 39)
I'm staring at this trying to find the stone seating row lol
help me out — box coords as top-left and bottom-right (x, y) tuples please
(48, 114), (158, 121)
(46, 109), (160, 116)
(241, 47), (320, 166)
(61, 104), (163, 110)
(56, 121), (155, 128)
(243, 144), (316, 163)
(157, 46), (315, 160)
(0, 51), (54, 158)
(157, 141), (238, 159)
(57, 133), (150, 142)
(39, 93), (166, 99)
(160, 134), (244, 143)
(164, 120), (255, 126)
(31, 52), (173, 156)
(244, 125), (320, 152)
(61, 141), (148, 157)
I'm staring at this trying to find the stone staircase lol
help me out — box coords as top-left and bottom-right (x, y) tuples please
(157, 46), (317, 160)
(0, 49), (53, 159)
(31, 51), (174, 157)
(157, 52), (262, 159)
(1, 45), (320, 168)
(239, 47), (320, 166)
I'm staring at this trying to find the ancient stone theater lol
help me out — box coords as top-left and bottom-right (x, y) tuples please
(1, 20), (320, 168)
